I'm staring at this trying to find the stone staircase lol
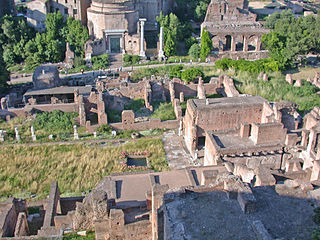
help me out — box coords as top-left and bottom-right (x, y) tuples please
(109, 54), (123, 68)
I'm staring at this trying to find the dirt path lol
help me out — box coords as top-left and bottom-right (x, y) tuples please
(162, 130), (194, 169)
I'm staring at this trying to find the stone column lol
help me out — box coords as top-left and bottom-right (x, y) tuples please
(31, 126), (36, 141)
(15, 127), (20, 141)
(121, 33), (125, 54)
(231, 36), (236, 52)
(256, 36), (261, 51)
(0, 130), (4, 142)
(158, 27), (165, 60)
(243, 35), (248, 52)
(73, 125), (79, 140)
(139, 18), (147, 57)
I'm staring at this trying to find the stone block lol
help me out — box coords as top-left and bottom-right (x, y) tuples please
(122, 110), (135, 125)
(285, 133), (298, 147)
(233, 164), (255, 183)
(251, 220), (273, 240)
(308, 188), (320, 200)
(284, 179), (299, 188)
(224, 162), (234, 172)
(254, 167), (276, 186)
(237, 186), (257, 213)
(201, 170), (219, 185)
(240, 122), (250, 138)
(311, 160), (320, 181)
(286, 74), (293, 85)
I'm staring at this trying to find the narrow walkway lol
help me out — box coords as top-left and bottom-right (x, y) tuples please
(162, 130), (194, 169)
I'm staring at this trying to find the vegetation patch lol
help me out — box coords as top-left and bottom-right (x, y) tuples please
(150, 102), (176, 121)
(63, 230), (95, 240)
(0, 138), (168, 200)
(233, 71), (320, 113)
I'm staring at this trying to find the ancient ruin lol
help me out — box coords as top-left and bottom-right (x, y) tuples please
(202, 0), (269, 60)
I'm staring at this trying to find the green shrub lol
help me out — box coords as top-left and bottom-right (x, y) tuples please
(106, 109), (122, 123)
(188, 43), (201, 59)
(168, 65), (183, 79)
(185, 36), (198, 51)
(33, 110), (78, 134)
(91, 54), (109, 70)
(96, 124), (112, 134)
(181, 68), (204, 83)
(215, 58), (282, 73)
(123, 54), (140, 65)
(150, 102), (176, 121)
(73, 56), (85, 68)
(124, 98), (145, 112)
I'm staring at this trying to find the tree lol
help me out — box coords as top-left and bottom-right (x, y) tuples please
(262, 10), (320, 69)
(62, 17), (89, 57)
(156, 12), (181, 57)
(200, 28), (213, 59)
(195, 1), (209, 22)
(188, 43), (201, 59)
(45, 12), (64, 41)
(0, 53), (9, 92)
(164, 33), (176, 57)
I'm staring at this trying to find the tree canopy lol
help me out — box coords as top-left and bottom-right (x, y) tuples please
(262, 10), (320, 69)
(0, 12), (89, 72)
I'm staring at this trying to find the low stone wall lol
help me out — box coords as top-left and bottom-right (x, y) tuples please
(172, 99), (182, 120)
(4, 103), (78, 117)
(38, 181), (61, 238)
(110, 119), (179, 131)
(173, 80), (221, 98)
(0, 199), (27, 238)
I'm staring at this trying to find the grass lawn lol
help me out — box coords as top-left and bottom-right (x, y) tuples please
(199, 66), (320, 114)
(0, 138), (168, 200)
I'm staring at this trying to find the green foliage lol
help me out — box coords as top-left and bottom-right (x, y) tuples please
(185, 37), (198, 51)
(233, 71), (320, 113)
(28, 207), (40, 214)
(96, 124), (112, 134)
(33, 110), (78, 134)
(0, 12), (89, 73)
(195, 1), (209, 22)
(313, 227), (320, 240)
(63, 230), (95, 240)
(124, 98), (145, 112)
(74, 56), (85, 68)
(188, 43), (201, 59)
(156, 12), (181, 57)
(123, 54), (140, 65)
(200, 28), (213, 59)
(91, 54), (109, 70)
(262, 11), (320, 69)
(215, 58), (282, 73)
(169, 65), (183, 78)
(45, 11), (64, 40)
(150, 102), (176, 121)
(181, 67), (204, 83)
(106, 109), (122, 123)
(62, 17), (89, 57)
(174, 0), (210, 23)
(0, 54), (9, 92)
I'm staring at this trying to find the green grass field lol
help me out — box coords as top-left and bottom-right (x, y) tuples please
(0, 138), (168, 200)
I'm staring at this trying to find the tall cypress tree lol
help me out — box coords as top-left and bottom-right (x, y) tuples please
(200, 28), (213, 59)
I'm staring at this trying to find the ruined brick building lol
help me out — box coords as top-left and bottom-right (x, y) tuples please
(202, 0), (269, 60)
(26, 0), (91, 32)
